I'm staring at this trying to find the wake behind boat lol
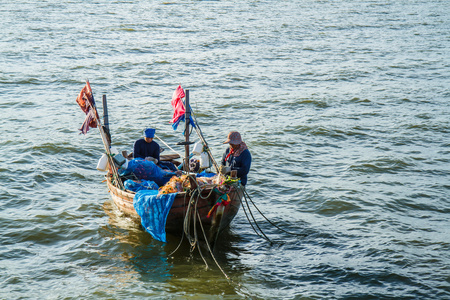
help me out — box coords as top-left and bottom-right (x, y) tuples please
(75, 81), (244, 250)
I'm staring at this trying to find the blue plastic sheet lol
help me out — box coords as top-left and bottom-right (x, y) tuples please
(133, 190), (177, 242)
(197, 170), (216, 178)
(124, 179), (159, 192)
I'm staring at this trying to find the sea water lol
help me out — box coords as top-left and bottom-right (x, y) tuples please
(0, 0), (449, 298)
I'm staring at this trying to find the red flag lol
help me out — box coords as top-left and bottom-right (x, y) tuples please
(171, 85), (186, 125)
(76, 81), (99, 134)
(76, 81), (93, 113)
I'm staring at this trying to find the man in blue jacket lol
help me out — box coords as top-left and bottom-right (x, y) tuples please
(133, 128), (160, 163)
(221, 131), (252, 186)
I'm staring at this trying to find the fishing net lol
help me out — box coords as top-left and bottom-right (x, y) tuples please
(120, 158), (175, 186)
(124, 179), (159, 192)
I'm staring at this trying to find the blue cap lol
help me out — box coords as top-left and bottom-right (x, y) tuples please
(144, 128), (155, 138)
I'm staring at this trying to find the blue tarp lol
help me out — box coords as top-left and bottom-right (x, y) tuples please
(197, 170), (216, 178)
(124, 179), (159, 192)
(133, 190), (177, 242)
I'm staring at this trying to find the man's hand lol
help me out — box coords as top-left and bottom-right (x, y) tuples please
(219, 165), (231, 175)
(145, 157), (158, 164)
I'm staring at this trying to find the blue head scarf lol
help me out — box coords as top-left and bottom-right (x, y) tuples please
(144, 128), (155, 138)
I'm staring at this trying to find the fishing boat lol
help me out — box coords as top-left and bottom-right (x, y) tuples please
(106, 170), (242, 244)
(76, 81), (243, 248)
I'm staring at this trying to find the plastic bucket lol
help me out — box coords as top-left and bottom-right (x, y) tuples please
(121, 159), (129, 170)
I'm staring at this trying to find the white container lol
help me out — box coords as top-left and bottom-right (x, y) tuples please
(192, 142), (203, 155)
(96, 153), (108, 171)
(110, 147), (119, 155)
(200, 152), (210, 168)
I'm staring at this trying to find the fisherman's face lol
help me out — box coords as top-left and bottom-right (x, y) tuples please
(145, 137), (153, 143)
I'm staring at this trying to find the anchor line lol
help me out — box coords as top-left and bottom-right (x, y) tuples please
(169, 191), (189, 257)
(236, 187), (272, 243)
(238, 186), (307, 240)
(196, 209), (231, 281)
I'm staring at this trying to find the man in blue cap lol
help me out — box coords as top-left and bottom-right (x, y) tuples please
(133, 128), (160, 163)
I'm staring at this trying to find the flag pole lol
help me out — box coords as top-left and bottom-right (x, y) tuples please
(91, 101), (124, 190)
(83, 81), (124, 189)
(173, 86), (219, 173)
(184, 90), (190, 173)
(102, 94), (111, 147)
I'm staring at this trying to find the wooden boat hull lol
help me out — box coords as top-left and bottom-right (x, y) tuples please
(106, 175), (241, 242)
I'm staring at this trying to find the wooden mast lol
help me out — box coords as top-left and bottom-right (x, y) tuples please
(184, 89), (190, 172)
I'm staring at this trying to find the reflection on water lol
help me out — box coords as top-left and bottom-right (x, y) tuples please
(102, 199), (254, 297)
(101, 200), (172, 282)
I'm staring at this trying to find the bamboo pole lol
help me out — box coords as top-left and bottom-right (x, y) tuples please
(93, 105), (123, 189)
(84, 83), (123, 189)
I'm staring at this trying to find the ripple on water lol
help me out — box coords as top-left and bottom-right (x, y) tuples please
(348, 157), (414, 174)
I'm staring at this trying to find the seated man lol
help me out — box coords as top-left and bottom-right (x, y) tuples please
(133, 128), (160, 163)
(133, 128), (178, 172)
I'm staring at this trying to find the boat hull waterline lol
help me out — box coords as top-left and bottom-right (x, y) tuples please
(106, 175), (242, 243)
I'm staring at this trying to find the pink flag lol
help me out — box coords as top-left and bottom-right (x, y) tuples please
(171, 85), (186, 124)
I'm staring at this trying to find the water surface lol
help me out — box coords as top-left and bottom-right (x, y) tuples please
(0, 0), (449, 299)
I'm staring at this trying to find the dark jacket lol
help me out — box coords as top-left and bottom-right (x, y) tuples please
(221, 148), (251, 186)
(133, 139), (160, 161)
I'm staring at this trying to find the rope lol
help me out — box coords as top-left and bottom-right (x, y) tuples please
(240, 196), (267, 241)
(236, 187), (272, 243)
(168, 192), (189, 257)
(196, 209), (231, 281)
(192, 190), (209, 269)
(154, 134), (184, 158)
(192, 180), (233, 281)
(238, 186), (307, 238)
(169, 178), (232, 281)
(183, 193), (197, 248)
(169, 168), (304, 280)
